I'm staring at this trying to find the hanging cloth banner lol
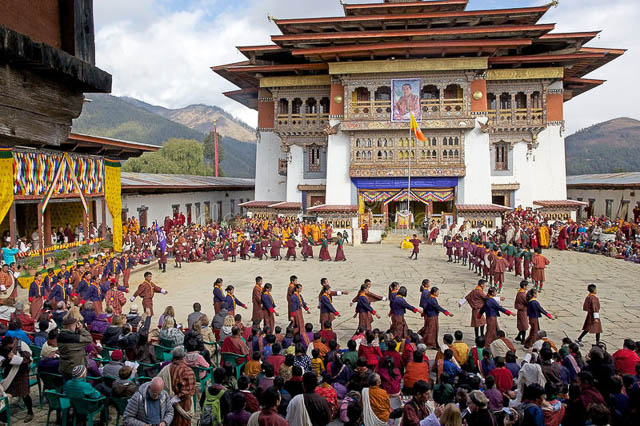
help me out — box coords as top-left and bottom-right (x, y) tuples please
(40, 153), (89, 216)
(104, 159), (123, 252)
(382, 188), (455, 206)
(0, 148), (14, 225)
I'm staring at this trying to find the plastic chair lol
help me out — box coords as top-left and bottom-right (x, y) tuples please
(153, 343), (173, 362)
(38, 371), (64, 405)
(110, 396), (129, 426)
(28, 362), (42, 407)
(43, 390), (69, 426)
(136, 361), (161, 383)
(70, 396), (107, 426)
(100, 346), (120, 362)
(28, 344), (42, 361)
(0, 395), (10, 426)
(221, 352), (247, 379)
(191, 365), (213, 412)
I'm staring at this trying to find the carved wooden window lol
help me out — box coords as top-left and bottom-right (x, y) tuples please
(495, 143), (509, 171)
(305, 98), (317, 114)
(278, 99), (289, 115)
(320, 97), (330, 115)
(487, 93), (497, 110)
(308, 146), (321, 172)
(278, 159), (288, 175)
(499, 93), (511, 109)
(292, 98), (303, 115)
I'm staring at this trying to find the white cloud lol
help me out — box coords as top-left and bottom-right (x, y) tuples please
(93, 0), (637, 133)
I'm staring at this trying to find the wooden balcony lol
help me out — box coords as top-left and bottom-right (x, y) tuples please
(487, 107), (544, 127)
(276, 112), (330, 134)
(348, 97), (467, 120)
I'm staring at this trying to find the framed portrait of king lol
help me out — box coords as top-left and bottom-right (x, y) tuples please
(391, 78), (422, 122)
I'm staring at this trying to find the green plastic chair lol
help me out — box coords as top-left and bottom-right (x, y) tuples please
(28, 344), (42, 361)
(38, 371), (64, 405)
(191, 365), (213, 412)
(28, 362), (42, 407)
(0, 395), (10, 426)
(221, 352), (247, 379)
(70, 396), (107, 426)
(136, 361), (161, 383)
(153, 343), (173, 362)
(43, 390), (69, 426)
(100, 346), (120, 362)
(110, 396), (129, 426)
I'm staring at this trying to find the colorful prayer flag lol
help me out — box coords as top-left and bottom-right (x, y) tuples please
(409, 112), (427, 142)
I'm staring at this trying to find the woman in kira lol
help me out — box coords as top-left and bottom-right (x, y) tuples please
(223, 285), (247, 317)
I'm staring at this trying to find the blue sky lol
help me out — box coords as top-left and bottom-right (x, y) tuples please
(93, 0), (638, 133)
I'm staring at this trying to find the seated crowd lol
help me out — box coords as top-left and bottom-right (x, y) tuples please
(1, 296), (639, 426)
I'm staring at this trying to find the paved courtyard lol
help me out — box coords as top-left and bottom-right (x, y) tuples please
(8, 243), (640, 424)
(129, 242), (638, 351)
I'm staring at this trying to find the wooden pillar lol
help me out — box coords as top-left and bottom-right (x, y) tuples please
(382, 203), (389, 228)
(38, 202), (44, 251)
(101, 198), (107, 239)
(83, 209), (89, 243)
(8, 202), (16, 245)
(44, 206), (52, 247)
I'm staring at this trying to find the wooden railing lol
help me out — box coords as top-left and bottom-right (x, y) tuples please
(487, 107), (544, 125)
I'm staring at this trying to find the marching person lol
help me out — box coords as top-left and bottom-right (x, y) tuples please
(289, 283), (310, 336)
(251, 276), (264, 327)
(422, 286), (453, 349)
(408, 234), (421, 260)
(130, 271), (167, 316)
(213, 277), (225, 314)
(261, 283), (278, 331)
(464, 279), (489, 339)
(390, 286), (423, 339)
(355, 284), (380, 331)
(479, 287), (515, 346)
(223, 285), (247, 317)
(28, 272), (46, 319)
(523, 288), (555, 349)
(514, 280), (529, 344)
(318, 282), (341, 329)
(531, 248), (550, 291)
(576, 284), (602, 346)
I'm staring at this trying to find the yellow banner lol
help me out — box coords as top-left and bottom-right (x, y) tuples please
(104, 160), (123, 252)
(0, 149), (13, 225)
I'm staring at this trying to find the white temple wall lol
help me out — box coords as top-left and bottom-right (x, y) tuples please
(491, 141), (535, 207)
(326, 124), (356, 205)
(285, 144), (325, 203)
(255, 131), (286, 201)
(530, 125), (567, 202)
(458, 118), (491, 204)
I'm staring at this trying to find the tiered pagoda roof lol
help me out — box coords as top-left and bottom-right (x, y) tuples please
(213, 0), (624, 109)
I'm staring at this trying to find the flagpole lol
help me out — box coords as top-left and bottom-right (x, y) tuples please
(407, 118), (412, 232)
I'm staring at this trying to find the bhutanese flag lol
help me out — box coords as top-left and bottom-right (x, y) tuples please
(409, 112), (426, 142)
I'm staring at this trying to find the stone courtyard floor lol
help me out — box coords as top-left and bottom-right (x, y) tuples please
(9, 243), (640, 424)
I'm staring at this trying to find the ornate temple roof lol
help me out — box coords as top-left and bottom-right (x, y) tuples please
(213, 0), (625, 110)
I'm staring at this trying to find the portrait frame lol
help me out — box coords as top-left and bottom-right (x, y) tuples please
(391, 78), (422, 122)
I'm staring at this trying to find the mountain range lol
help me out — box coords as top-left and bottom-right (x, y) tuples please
(565, 117), (640, 175)
(72, 94), (640, 178)
(72, 94), (256, 177)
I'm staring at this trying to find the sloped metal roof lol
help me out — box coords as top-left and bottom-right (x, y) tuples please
(121, 172), (254, 191)
(566, 172), (640, 186)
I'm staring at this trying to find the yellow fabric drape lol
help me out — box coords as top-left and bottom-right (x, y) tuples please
(0, 149), (14, 225)
(104, 159), (123, 252)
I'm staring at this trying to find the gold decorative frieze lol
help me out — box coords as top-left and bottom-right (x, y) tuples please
(350, 165), (466, 178)
(329, 57), (488, 75)
(341, 119), (474, 131)
(491, 183), (521, 191)
(260, 75), (331, 88)
(486, 67), (564, 81)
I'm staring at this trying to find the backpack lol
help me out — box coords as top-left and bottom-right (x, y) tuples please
(200, 387), (225, 426)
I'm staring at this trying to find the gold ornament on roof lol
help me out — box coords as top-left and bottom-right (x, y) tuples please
(472, 91), (483, 100)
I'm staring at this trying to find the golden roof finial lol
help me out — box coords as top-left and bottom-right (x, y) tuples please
(267, 13), (274, 22)
(551, 0), (559, 7)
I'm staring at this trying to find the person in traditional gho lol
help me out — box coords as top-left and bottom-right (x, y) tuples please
(289, 283), (310, 336)
(285, 238), (297, 261)
(355, 284), (380, 331)
(270, 237), (282, 260)
(254, 236), (265, 260)
(251, 276), (264, 327)
(462, 237), (469, 266)
(464, 279), (488, 339)
(513, 245), (523, 277)
(240, 237), (250, 260)
(390, 286), (423, 339)
(444, 237), (453, 262)
(422, 286), (453, 349)
(522, 247), (532, 280)
(409, 234), (421, 260)
(493, 252), (509, 293)
(28, 272), (45, 320)
(514, 280), (529, 344)
(261, 283), (278, 331)
(531, 248), (549, 291)
(453, 237), (462, 263)
(223, 285), (247, 317)
(334, 232), (346, 262)
(318, 278), (348, 328)
(577, 284), (602, 346)
(319, 283), (340, 329)
(523, 288), (555, 349)
(287, 275), (298, 319)
(418, 279), (431, 336)
(319, 234), (332, 261)
(479, 287), (515, 347)
(229, 239), (238, 262)
(213, 277), (225, 314)
(130, 271), (167, 316)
